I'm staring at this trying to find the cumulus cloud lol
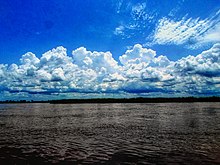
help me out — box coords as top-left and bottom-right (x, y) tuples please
(175, 43), (220, 77)
(119, 44), (156, 65)
(72, 47), (119, 72)
(0, 43), (220, 100)
(151, 10), (220, 48)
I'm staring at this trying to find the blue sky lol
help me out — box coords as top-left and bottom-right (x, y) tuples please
(0, 0), (220, 100)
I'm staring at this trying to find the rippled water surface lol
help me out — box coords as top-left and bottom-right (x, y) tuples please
(0, 103), (220, 164)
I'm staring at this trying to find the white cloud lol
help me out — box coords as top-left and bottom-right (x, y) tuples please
(20, 52), (40, 65)
(0, 64), (7, 78)
(199, 22), (220, 43)
(72, 47), (120, 78)
(51, 68), (66, 81)
(36, 70), (52, 82)
(119, 44), (156, 65)
(175, 43), (220, 77)
(152, 10), (220, 48)
(114, 25), (125, 36)
(0, 43), (220, 100)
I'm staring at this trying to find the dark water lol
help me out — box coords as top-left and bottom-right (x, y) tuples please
(0, 103), (220, 164)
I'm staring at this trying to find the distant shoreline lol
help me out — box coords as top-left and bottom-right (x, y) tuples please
(0, 97), (220, 104)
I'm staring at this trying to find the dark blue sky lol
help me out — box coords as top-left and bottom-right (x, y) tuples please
(0, 0), (219, 64)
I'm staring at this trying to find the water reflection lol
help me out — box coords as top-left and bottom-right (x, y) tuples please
(0, 103), (220, 164)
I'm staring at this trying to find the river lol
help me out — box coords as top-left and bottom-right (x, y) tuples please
(0, 103), (219, 164)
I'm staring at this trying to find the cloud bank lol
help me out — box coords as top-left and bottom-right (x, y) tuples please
(0, 43), (220, 100)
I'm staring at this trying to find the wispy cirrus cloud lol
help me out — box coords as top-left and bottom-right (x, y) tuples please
(114, 25), (125, 36)
(151, 9), (220, 48)
(113, 2), (155, 38)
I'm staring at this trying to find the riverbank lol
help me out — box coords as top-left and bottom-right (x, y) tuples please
(1, 97), (219, 104)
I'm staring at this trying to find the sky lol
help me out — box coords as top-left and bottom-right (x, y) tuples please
(0, 0), (220, 100)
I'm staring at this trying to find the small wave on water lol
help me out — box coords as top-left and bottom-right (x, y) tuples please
(0, 103), (220, 164)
